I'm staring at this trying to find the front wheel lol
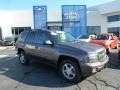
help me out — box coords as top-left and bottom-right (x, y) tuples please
(59, 59), (82, 83)
(18, 51), (29, 65)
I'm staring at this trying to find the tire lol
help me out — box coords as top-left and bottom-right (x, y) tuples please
(106, 48), (110, 54)
(18, 51), (29, 65)
(59, 59), (82, 83)
(106, 45), (111, 54)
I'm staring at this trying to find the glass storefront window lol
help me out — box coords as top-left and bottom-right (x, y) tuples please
(107, 15), (120, 22)
(48, 26), (62, 31)
(87, 26), (101, 35)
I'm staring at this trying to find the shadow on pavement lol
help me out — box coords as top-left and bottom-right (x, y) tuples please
(0, 56), (75, 88)
(108, 50), (120, 69)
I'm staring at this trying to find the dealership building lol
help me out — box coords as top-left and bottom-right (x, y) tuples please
(0, 0), (120, 39)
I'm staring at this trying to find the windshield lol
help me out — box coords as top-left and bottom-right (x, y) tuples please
(96, 35), (109, 40)
(57, 33), (76, 42)
(78, 35), (89, 39)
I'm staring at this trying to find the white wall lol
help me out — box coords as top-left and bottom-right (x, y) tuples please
(100, 15), (107, 33)
(88, 0), (120, 15)
(99, 0), (120, 14)
(0, 9), (62, 38)
(106, 12), (120, 28)
(87, 11), (107, 33)
(48, 9), (61, 21)
(0, 10), (33, 38)
(87, 11), (101, 26)
(87, 0), (120, 34)
(108, 21), (120, 28)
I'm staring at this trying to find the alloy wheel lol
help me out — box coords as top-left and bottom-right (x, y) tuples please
(62, 63), (76, 80)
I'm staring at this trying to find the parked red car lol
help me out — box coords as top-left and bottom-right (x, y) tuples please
(90, 33), (119, 54)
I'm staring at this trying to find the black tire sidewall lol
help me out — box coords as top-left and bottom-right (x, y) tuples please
(19, 51), (29, 65)
(59, 59), (82, 83)
(106, 47), (110, 54)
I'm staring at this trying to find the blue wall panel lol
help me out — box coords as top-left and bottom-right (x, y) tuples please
(62, 5), (87, 38)
(33, 6), (47, 30)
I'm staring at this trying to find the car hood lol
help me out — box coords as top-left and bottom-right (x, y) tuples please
(58, 41), (105, 53)
(78, 39), (90, 42)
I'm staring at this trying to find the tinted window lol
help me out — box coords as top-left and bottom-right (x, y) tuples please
(18, 32), (28, 42)
(107, 15), (120, 22)
(36, 32), (49, 44)
(87, 26), (101, 34)
(96, 35), (109, 40)
(79, 35), (89, 39)
(26, 32), (36, 43)
(48, 26), (62, 31)
(57, 33), (75, 42)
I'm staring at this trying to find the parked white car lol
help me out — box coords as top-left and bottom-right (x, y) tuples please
(77, 34), (96, 42)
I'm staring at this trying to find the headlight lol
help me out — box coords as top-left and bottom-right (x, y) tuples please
(88, 53), (98, 63)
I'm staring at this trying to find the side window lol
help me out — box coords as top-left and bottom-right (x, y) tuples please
(26, 32), (36, 43)
(36, 32), (49, 44)
(18, 32), (28, 42)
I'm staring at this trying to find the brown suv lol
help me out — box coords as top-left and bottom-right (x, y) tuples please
(16, 30), (109, 83)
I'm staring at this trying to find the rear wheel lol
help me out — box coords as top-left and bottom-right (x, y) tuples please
(18, 51), (29, 65)
(59, 59), (82, 83)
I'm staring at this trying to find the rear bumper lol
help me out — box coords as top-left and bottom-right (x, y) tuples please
(1, 41), (14, 46)
(80, 56), (109, 77)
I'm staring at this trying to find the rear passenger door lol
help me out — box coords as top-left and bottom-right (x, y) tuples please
(16, 31), (29, 49)
(25, 32), (36, 56)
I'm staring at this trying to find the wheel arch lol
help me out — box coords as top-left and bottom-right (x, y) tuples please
(17, 48), (24, 54)
(57, 55), (81, 69)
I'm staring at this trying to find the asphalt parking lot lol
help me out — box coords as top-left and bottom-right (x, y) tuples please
(0, 46), (120, 90)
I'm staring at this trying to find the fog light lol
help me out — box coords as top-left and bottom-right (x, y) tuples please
(92, 68), (97, 73)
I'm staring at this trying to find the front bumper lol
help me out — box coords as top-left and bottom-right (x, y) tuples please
(80, 56), (109, 77)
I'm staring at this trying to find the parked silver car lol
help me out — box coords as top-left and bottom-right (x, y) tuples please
(16, 30), (109, 83)
(77, 34), (96, 42)
(0, 37), (15, 46)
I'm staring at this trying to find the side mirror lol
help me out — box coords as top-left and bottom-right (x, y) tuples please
(43, 40), (54, 46)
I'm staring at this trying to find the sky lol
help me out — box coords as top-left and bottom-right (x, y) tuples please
(0, 0), (115, 10)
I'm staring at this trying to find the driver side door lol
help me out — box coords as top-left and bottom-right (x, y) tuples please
(35, 32), (58, 62)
